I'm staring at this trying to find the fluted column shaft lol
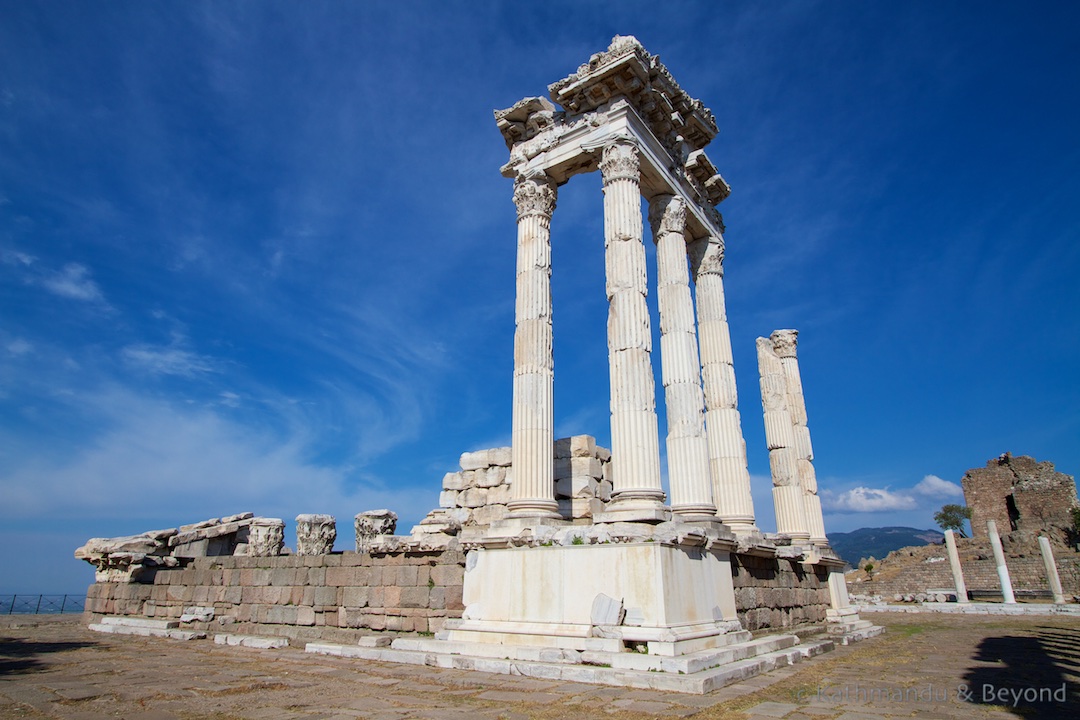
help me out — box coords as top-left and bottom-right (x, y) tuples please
(508, 172), (559, 518)
(600, 139), (665, 509)
(649, 195), (715, 518)
(757, 337), (810, 541)
(771, 330), (827, 545)
(691, 238), (758, 533)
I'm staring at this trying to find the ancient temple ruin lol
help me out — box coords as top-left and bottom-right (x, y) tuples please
(78, 36), (880, 693)
(962, 453), (1079, 545)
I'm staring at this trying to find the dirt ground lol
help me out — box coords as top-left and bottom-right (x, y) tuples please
(1, 612), (1077, 720)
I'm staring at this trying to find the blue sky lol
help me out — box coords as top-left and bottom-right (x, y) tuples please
(2, 2), (1077, 594)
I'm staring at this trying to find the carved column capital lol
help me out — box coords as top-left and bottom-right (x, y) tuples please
(647, 194), (686, 239)
(689, 236), (725, 278)
(599, 137), (640, 185)
(512, 171), (558, 220)
(771, 329), (799, 358)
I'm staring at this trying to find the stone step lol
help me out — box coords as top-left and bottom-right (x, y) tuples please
(692, 638), (835, 694)
(100, 616), (179, 630)
(579, 633), (798, 674)
(89, 622), (204, 641)
(828, 619), (875, 634)
(304, 636), (836, 694)
(394, 630), (780, 674)
(391, 637), (583, 664)
(214, 633), (289, 649)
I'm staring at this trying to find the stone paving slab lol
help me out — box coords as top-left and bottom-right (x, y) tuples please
(2, 613), (1079, 719)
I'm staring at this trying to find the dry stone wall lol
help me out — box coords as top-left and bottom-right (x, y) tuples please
(85, 548), (466, 642)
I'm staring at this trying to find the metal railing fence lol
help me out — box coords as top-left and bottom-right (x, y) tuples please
(0, 594), (86, 614)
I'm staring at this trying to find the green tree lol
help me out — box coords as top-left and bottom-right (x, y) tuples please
(934, 504), (972, 537)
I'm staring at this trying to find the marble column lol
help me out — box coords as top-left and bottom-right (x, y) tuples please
(508, 171), (560, 519)
(689, 237), (759, 534)
(599, 138), (666, 519)
(944, 530), (970, 603)
(986, 520), (1016, 604)
(757, 337), (810, 542)
(1038, 536), (1067, 604)
(648, 195), (715, 520)
(770, 330), (828, 545)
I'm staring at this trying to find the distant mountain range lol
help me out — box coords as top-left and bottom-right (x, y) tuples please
(827, 526), (945, 568)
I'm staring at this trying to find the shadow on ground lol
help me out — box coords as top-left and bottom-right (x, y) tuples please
(962, 623), (1080, 719)
(0, 636), (98, 676)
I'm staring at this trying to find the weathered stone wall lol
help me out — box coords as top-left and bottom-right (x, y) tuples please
(85, 545), (836, 640)
(961, 454), (1078, 544)
(85, 548), (465, 642)
(731, 554), (830, 630)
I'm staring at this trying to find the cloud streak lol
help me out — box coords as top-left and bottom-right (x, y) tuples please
(121, 343), (220, 377)
(41, 263), (106, 303)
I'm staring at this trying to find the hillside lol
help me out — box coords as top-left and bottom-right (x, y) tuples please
(827, 526), (944, 567)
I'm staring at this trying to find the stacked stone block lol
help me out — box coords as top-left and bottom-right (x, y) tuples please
(412, 435), (612, 535)
(554, 435), (612, 521)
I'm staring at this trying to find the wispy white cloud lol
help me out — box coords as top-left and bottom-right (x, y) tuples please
(219, 390), (241, 407)
(912, 474), (963, 499)
(0, 386), (436, 531)
(6, 338), (32, 356)
(1, 248), (35, 266)
(121, 343), (220, 377)
(41, 262), (106, 303)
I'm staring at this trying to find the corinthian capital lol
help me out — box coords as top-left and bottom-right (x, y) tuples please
(598, 137), (640, 185)
(770, 329), (799, 358)
(512, 171), (558, 219)
(647, 194), (686, 239)
(688, 236), (725, 278)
